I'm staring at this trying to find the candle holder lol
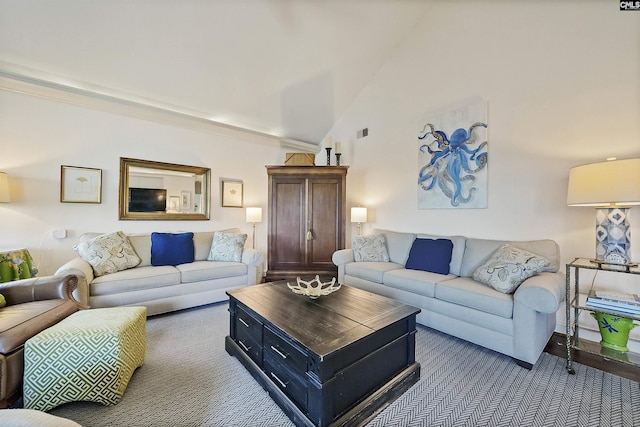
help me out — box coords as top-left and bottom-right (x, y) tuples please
(335, 153), (342, 166)
(325, 147), (332, 166)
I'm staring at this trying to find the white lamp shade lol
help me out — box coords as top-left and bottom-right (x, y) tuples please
(351, 207), (367, 223)
(567, 158), (640, 207)
(0, 172), (9, 203)
(246, 207), (262, 223)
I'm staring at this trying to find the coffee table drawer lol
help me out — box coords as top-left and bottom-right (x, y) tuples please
(236, 326), (262, 366)
(264, 326), (307, 375)
(236, 306), (262, 343)
(264, 353), (307, 412)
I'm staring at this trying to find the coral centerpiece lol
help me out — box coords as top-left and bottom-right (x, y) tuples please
(287, 276), (341, 299)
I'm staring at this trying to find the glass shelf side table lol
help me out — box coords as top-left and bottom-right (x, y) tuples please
(565, 257), (640, 374)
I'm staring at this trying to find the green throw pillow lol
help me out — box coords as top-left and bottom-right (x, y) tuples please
(0, 293), (6, 308)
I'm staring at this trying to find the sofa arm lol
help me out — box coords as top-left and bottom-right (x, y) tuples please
(514, 271), (565, 313)
(332, 249), (354, 266)
(56, 257), (94, 283)
(55, 257), (94, 306)
(332, 249), (354, 284)
(242, 248), (264, 267)
(0, 274), (81, 306)
(242, 249), (265, 286)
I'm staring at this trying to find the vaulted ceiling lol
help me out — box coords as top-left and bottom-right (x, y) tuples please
(0, 1), (432, 147)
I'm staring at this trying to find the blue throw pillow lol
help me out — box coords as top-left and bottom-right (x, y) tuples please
(405, 238), (453, 275)
(151, 232), (195, 266)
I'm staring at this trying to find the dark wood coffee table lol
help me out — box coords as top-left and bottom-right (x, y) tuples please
(225, 281), (420, 427)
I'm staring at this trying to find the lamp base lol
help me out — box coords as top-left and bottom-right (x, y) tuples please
(595, 207), (631, 264)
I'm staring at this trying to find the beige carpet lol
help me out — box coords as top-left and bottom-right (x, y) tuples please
(45, 302), (639, 427)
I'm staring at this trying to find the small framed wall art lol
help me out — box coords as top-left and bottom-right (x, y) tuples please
(181, 191), (192, 211)
(168, 196), (180, 212)
(221, 179), (243, 208)
(60, 165), (102, 203)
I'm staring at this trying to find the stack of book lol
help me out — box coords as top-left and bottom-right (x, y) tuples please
(586, 291), (640, 317)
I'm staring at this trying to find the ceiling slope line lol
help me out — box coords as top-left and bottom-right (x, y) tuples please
(0, 66), (319, 153)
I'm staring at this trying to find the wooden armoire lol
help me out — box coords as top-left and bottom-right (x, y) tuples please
(266, 166), (347, 281)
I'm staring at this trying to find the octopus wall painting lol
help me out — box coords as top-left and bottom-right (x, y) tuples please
(417, 98), (488, 209)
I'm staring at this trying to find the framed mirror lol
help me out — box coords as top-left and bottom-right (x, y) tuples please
(119, 157), (211, 220)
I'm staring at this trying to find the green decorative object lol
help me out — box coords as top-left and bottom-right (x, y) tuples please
(0, 293), (5, 308)
(0, 248), (38, 283)
(590, 312), (639, 352)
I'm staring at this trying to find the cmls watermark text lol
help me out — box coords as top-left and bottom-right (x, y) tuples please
(620, 1), (640, 10)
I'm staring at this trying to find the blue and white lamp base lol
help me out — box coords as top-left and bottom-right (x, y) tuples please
(595, 207), (631, 264)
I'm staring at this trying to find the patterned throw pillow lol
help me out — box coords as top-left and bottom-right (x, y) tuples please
(472, 244), (550, 294)
(207, 231), (247, 262)
(74, 231), (141, 277)
(352, 235), (390, 262)
(0, 293), (5, 308)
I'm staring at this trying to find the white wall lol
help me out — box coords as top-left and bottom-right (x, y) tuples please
(327, 2), (640, 344)
(0, 90), (282, 275)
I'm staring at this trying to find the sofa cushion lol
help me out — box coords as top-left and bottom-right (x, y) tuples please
(405, 238), (453, 275)
(375, 230), (416, 265)
(178, 261), (247, 283)
(435, 277), (514, 319)
(472, 244), (550, 294)
(193, 232), (214, 261)
(460, 238), (560, 277)
(383, 269), (454, 298)
(127, 234), (152, 267)
(353, 235), (390, 262)
(208, 231), (247, 262)
(90, 265), (180, 296)
(345, 262), (403, 284)
(74, 231), (141, 277)
(151, 232), (195, 266)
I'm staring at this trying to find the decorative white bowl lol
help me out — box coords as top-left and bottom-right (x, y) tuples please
(287, 275), (341, 299)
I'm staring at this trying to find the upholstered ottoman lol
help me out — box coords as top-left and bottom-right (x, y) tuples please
(22, 307), (146, 411)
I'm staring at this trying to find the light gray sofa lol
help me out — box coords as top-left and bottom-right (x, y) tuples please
(332, 229), (565, 368)
(56, 229), (264, 316)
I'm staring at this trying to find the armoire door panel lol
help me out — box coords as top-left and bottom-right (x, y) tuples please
(270, 180), (305, 269)
(308, 180), (340, 267)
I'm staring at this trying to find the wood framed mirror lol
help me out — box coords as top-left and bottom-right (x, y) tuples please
(119, 157), (211, 220)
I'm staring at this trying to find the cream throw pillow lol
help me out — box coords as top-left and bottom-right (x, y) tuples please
(352, 235), (390, 262)
(472, 244), (550, 294)
(74, 231), (141, 277)
(207, 231), (247, 262)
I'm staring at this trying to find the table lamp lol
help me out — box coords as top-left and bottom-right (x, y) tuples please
(567, 158), (640, 265)
(351, 207), (368, 236)
(246, 207), (263, 249)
